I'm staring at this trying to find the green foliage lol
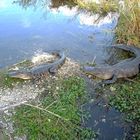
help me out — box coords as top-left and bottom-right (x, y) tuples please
(115, 0), (140, 47)
(75, 0), (140, 47)
(109, 75), (140, 140)
(12, 60), (32, 68)
(13, 76), (96, 140)
(0, 60), (32, 88)
(74, 0), (119, 15)
(14, 0), (140, 47)
(0, 72), (24, 88)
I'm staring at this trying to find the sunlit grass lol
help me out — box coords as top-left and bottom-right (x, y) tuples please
(74, 0), (140, 47)
(15, 0), (140, 48)
(109, 74), (140, 139)
(12, 77), (96, 140)
(74, 0), (119, 15)
(116, 0), (140, 47)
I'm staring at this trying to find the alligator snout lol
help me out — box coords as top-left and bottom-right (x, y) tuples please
(82, 66), (95, 72)
(8, 71), (32, 80)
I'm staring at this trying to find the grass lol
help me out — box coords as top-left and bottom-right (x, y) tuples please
(74, 0), (118, 15)
(15, 0), (76, 9)
(108, 75), (140, 140)
(115, 0), (140, 47)
(72, 2), (140, 139)
(0, 72), (24, 88)
(14, 0), (140, 46)
(74, 0), (140, 47)
(4, 1), (140, 139)
(0, 60), (32, 88)
(12, 76), (96, 140)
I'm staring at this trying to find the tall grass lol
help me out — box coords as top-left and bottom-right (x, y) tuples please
(74, 0), (119, 15)
(116, 0), (140, 47)
(75, 0), (140, 47)
(15, 0), (140, 47)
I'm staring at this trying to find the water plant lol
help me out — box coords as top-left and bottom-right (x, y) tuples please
(74, 0), (140, 47)
(109, 75), (140, 140)
(12, 76), (96, 140)
(115, 0), (140, 47)
(74, 0), (119, 15)
(14, 0), (140, 46)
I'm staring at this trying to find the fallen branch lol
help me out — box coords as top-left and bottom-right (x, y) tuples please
(0, 101), (27, 111)
(0, 101), (68, 121)
(45, 100), (57, 110)
(24, 103), (68, 121)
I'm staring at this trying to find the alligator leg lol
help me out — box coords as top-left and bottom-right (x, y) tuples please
(94, 74), (117, 89)
(112, 44), (136, 54)
(102, 74), (117, 84)
(49, 67), (57, 75)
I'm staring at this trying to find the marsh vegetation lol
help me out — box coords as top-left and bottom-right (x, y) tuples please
(1, 0), (140, 139)
(109, 74), (140, 140)
(116, 0), (140, 47)
(16, 0), (140, 46)
(74, 0), (140, 47)
(12, 77), (96, 140)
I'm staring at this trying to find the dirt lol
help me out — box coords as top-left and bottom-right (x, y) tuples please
(0, 57), (80, 112)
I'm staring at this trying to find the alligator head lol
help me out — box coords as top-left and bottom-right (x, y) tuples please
(82, 65), (114, 80)
(8, 71), (32, 80)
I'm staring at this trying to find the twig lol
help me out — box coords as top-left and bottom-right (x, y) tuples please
(24, 103), (68, 121)
(0, 101), (27, 111)
(91, 56), (96, 65)
(55, 118), (60, 126)
(45, 100), (57, 110)
(0, 100), (67, 121)
(0, 99), (68, 121)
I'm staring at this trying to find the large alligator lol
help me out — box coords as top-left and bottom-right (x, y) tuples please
(82, 44), (140, 84)
(8, 51), (66, 80)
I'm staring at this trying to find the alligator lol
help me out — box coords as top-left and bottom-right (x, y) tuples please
(8, 51), (66, 80)
(82, 44), (140, 84)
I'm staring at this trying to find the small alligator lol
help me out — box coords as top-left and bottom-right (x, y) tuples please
(8, 51), (66, 80)
(82, 44), (140, 84)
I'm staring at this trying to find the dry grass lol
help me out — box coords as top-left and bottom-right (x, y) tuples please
(116, 0), (140, 47)
(74, 0), (140, 47)
(74, 0), (118, 15)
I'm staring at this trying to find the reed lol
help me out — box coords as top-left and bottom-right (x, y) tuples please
(14, 0), (140, 46)
(75, 0), (119, 15)
(74, 0), (140, 47)
(116, 0), (140, 47)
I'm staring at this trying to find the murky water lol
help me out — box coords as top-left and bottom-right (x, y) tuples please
(82, 77), (130, 140)
(0, 0), (129, 139)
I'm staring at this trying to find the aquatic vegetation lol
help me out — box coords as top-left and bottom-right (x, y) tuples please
(115, 0), (140, 47)
(13, 0), (140, 46)
(74, 0), (119, 15)
(109, 75), (140, 140)
(50, 0), (76, 8)
(13, 0), (37, 8)
(74, 0), (140, 47)
(14, 0), (76, 8)
(12, 77), (96, 140)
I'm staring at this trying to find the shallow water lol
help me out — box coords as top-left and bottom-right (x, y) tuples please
(83, 77), (130, 140)
(0, 0), (119, 68)
(0, 0), (129, 139)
